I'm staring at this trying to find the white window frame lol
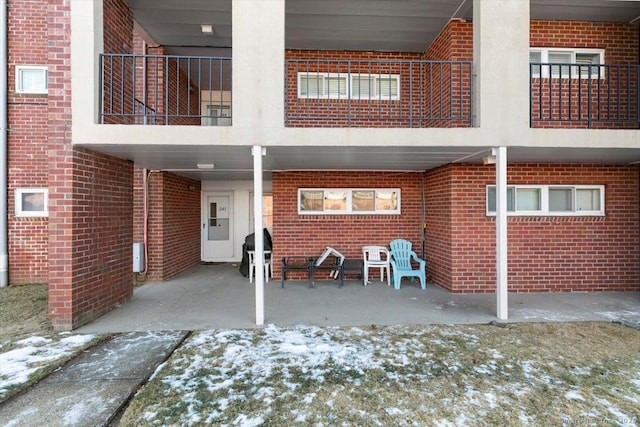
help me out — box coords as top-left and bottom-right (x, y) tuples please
(298, 188), (401, 215)
(486, 185), (604, 217)
(15, 188), (48, 217)
(15, 65), (48, 94)
(529, 48), (605, 79)
(297, 72), (400, 100)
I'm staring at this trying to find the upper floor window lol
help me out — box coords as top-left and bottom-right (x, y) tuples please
(298, 73), (400, 100)
(15, 188), (48, 217)
(486, 185), (604, 216)
(530, 48), (604, 79)
(299, 188), (400, 215)
(15, 66), (48, 94)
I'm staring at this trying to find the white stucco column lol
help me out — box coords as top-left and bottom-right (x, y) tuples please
(71, 0), (103, 131)
(232, 0), (285, 139)
(252, 146), (266, 325)
(494, 147), (508, 320)
(473, 0), (530, 143)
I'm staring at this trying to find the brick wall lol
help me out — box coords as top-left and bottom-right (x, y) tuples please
(425, 19), (638, 129)
(285, 50), (423, 127)
(421, 20), (473, 127)
(7, 0), (50, 284)
(144, 172), (201, 281)
(47, 0), (135, 330)
(101, 0), (134, 124)
(423, 167), (453, 289)
(530, 21), (639, 129)
(425, 163), (640, 293)
(272, 171), (424, 279)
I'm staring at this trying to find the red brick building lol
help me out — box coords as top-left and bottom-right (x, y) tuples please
(2, 0), (639, 329)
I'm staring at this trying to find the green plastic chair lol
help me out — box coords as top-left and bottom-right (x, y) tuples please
(389, 239), (426, 290)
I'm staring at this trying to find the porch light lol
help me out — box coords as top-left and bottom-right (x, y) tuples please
(201, 24), (214, 34)
(197, 163), (215, 169)
(483, 155), (496, 165)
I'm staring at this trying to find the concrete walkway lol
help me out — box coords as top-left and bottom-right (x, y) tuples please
(0, 331), (187, 427)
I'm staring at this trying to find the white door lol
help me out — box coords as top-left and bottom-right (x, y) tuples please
(202, 193), (234, 261)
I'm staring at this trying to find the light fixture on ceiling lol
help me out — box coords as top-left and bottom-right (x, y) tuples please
(197, 163), (215, 169)
(201, 24), (214, 34)
(483, 155), (496, 165)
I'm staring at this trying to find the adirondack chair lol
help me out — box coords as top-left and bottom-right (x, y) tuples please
(389, 239), (426, 290)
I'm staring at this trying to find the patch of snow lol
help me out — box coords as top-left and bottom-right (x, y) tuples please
(0, 333), (95, 396)
(565, 389), (586, 401)
(385, 407), (406, 416)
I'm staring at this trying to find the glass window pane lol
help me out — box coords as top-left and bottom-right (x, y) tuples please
(529, 51), (541, 76)
(262, 195), (273, 228)
(324, 190), (347, 211)
(300, 190), (323, 211)
(516, 188), (541, 211)
(21, 192), (45, 212)
(375, 190), (397, 211)
(487, 187), (515, 212)
(549, 52), (572, 77)
(549, 188), (573, 212)
(20, 69), (47, 92)
(352, 190), (374, 211)
(326, 77), (347, 97)
(352, 76), (373, 98)
(300, 76), (322, 97)
(377, 77), (398, 98)
(576, 189), (600, 211)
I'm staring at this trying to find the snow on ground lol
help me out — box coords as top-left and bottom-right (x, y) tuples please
(0, 333), (96, 398)
(133, 324), (640, 426)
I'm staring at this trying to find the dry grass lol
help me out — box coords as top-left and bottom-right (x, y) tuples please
(120, 322), (640, 426)
(0, 283), (52, 345)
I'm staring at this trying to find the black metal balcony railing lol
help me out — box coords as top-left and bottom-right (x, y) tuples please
(99, 54), (232, 125)
(98, 54), (639, 130)
(285, 59), (474, 128)
(530, 63), (640, 128)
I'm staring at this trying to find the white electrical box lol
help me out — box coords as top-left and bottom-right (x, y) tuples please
(133, 243), (144, 273)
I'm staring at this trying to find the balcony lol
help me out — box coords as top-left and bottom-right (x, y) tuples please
(99, 54), (232, 126)
(285, 59), (473, 128)
(530, 63), (640, 129)
(98, 54), (639, 131)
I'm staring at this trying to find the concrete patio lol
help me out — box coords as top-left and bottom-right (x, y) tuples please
(77, 263), (640, 334)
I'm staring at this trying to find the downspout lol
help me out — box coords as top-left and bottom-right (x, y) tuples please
(0, 0), (8, 287)
(135, 168), (159, 282)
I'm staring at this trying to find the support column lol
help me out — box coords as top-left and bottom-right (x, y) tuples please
(494, 147), (508, 320)
(252, 146), (266, 325)
(473, 0), (530, 142)
(232, 0), (284, 135)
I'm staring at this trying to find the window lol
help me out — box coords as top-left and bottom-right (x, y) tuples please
(298, 73), (400, 100)
(15, 66), (48, 94)
(202, 105), (231, 126)
(529, 48), (604, 79)
(249, 194), (273, 230)
(299, 188), (400, 215)
(15, 188), (48, 217)
(487, 185), (604, 216)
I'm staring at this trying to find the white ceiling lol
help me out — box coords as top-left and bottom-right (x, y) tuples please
(112, 0), (640, 180)
(127, 0), (640, 55)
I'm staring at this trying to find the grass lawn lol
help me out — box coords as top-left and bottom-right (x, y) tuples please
(120, 322), (640, 426)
